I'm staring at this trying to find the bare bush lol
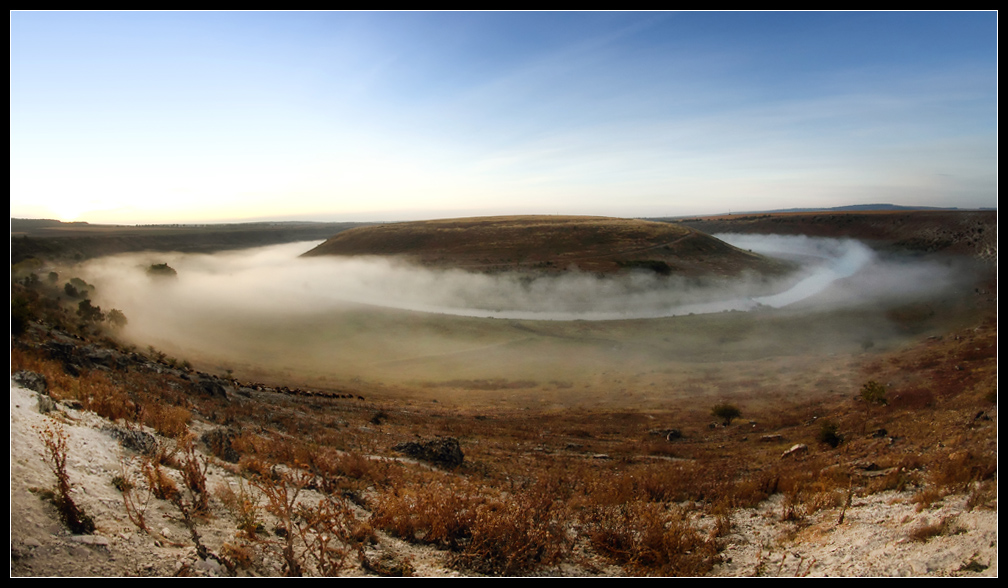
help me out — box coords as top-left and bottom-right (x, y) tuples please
(251, 468), (361, 577)
(116, 459), (152, 533)
(215, 480), (264, 539)
(581, 500), (718, 576)
(452, 481), (572, 575)
(179, 438), (211, 514)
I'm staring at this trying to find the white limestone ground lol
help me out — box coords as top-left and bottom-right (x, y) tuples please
(9, 381), (997, 577)
(710, 489), (997, 577)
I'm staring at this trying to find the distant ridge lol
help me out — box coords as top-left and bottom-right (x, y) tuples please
(669, 208), (996, 260)
(10, 220), (371, 264)
(751, 204), (977, 214)
(653, 204), (992, 219)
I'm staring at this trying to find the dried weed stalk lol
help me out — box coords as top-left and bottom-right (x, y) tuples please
(253, 469), (310, 576)
(179, 438), (211, 514)
(116, 458), (152, 533)
(35, 419), (95, 534)
(215, 479), (264, 539)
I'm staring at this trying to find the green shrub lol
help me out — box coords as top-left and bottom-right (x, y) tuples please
(711, 403), (741, 426)
(817, 419), (842, 448)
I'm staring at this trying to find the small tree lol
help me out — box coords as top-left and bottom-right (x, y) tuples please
(12, 295), (32, 337)
(818, 419), (843, 448)
(106, 308), (128, 329)
(69, 277), (93, 294)
(711, 403), (741, 426)
(147, 263), (178, 278)
(77, 299), (105, 322)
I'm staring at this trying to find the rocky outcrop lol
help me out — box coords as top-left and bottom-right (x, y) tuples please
(106, 425), (159, 456)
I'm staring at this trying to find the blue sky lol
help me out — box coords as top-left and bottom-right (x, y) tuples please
(10, 11), (997, 223)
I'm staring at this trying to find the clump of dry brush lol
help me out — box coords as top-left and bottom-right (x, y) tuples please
(35, 420), (95, 535)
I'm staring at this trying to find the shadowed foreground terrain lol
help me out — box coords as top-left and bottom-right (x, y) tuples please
(9, 211), (997, 576)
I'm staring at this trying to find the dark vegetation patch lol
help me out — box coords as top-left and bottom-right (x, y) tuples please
(617, 259), (675, 275)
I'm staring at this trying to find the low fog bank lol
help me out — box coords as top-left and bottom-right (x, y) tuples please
(82, 234), (971, 326)
(74, 235), (981, 391)
(81, 235), (969, 326)
(713, 234), (952, 311)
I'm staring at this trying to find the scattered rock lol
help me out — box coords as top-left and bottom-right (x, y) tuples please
(648, 428), (682, 441)
(781, 444), (808, 459)
(195, 377), (228, 399)
(853, 460), (880, 471)
(959, 559), (989, 573)
(37, 394), (58, 414)
(70, 534), (111, 548)
(361, 550), (415, 577)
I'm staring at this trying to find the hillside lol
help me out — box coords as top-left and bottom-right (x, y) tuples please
(9, 287), (998, 577)
(10, 220), (370, 264)
(302, 215), (792, 277)
(10, 209), (997, 577)
(670, 210), (997, 260)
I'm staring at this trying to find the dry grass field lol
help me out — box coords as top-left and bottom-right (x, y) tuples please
(10, 211), (997, 576)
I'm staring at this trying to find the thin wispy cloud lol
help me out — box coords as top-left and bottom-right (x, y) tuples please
(10, 11), (996, 224)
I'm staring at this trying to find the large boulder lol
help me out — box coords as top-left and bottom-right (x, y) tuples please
(106, 425), (159, 456)
(393, 437), (464, 469)
(12, 370), (48, 394)
(195, 376), (229, 399)
(201, 427), (241, 463)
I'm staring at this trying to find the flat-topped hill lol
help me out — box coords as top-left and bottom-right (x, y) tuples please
(302, 215), (791, 277)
